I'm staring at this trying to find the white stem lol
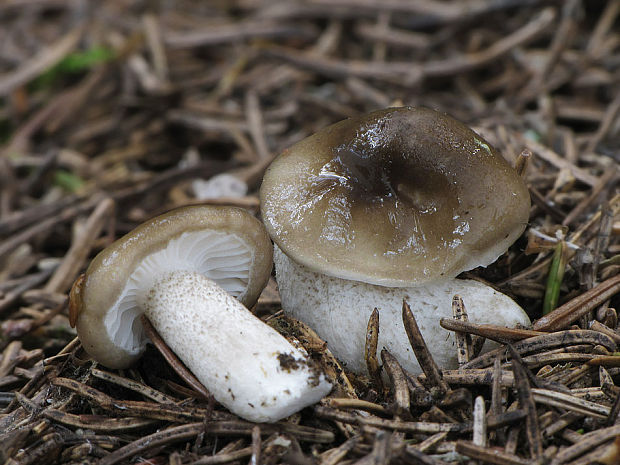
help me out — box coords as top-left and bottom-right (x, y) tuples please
(274, 246), (531, 375)
(142, 270), (331, 422)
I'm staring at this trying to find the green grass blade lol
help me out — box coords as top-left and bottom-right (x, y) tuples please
(543, 241), (568, 315)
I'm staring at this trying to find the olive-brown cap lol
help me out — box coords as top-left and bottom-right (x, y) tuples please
(260, 107), (530, 287)
(71, 205), (273, 368)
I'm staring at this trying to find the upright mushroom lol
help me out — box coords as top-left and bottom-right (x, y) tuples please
(70, 205), (331, 422)
(260, 107), (531, 374)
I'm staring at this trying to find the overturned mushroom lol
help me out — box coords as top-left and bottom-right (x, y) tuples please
(260, 107), (531, 374)
(70, 205), (331, 422)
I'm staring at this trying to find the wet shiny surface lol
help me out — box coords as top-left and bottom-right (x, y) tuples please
(260, 107), (530, 287)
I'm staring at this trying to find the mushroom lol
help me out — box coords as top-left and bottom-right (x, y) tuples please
(260, 107), (531, 374)
(70, 205), (331, 422)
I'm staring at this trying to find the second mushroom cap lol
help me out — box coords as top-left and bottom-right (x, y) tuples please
(260, 106), (530, 287)
(73, 205), (273, 369)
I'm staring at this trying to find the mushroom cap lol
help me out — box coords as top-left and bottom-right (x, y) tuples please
(73, 205), (273, 368)
(260, 107), (530, 287)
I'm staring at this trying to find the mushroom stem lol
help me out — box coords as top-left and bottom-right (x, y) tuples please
(142, 270), (331, 423)
(274, 247), (530, 375)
